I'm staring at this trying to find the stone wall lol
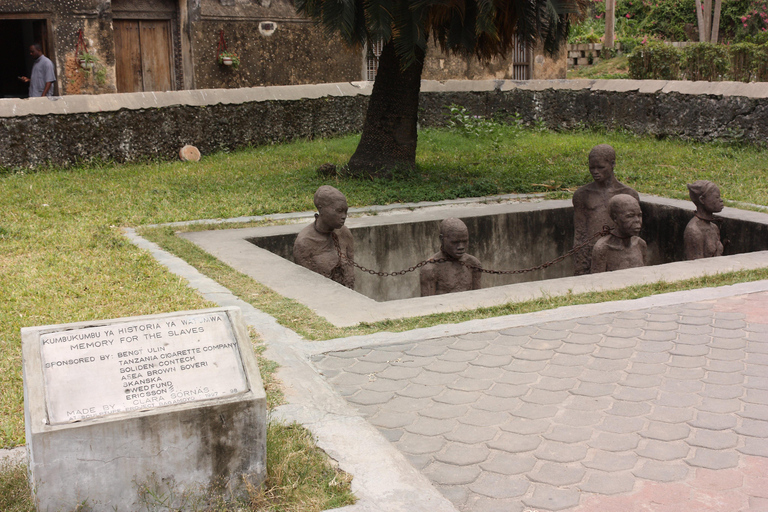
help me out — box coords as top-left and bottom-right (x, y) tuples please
(1, 79), (767, 169)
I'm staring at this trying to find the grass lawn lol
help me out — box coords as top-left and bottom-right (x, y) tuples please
(1, 124), (767, 508)
(567, 55), (630, 80)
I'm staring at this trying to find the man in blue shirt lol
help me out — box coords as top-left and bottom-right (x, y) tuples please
(20, 44), (56, 98)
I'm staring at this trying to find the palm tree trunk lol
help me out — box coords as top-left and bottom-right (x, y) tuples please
(347, 40), (425, 177)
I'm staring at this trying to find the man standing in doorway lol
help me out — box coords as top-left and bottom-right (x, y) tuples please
(20, 44), (55, 98)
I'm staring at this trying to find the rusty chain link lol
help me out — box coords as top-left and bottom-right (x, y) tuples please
(333, 225), (614, 277)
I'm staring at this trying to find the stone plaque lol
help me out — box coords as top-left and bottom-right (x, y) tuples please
(40, 311), (249, 425)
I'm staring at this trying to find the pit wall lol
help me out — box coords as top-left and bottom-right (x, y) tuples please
(1, 79), (767, 169)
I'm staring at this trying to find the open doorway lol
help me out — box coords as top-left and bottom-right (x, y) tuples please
(0, 18), (54, 98)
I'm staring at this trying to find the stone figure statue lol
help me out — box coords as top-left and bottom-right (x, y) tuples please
(684, 180), (724, 260)
(293, 185), (355, 289)
(573, 144), (640, 275)
(420, 218), (482, 296)
(591, 194), (647, 273)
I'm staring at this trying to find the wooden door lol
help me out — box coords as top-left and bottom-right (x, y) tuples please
(114, 19), (174, 93)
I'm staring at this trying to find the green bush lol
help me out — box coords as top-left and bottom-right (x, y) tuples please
(728, 42), (765, 82)
(627, 42), (682, 79)
(681, 43), (729, 81)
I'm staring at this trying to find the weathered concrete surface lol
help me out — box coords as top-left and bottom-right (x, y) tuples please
(179, 195), (768, 327)
(22, 307), (266, 512)
(2, 79), (768, 169)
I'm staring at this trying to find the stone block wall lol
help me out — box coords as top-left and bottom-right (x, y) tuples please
(1, 79), (767, 169)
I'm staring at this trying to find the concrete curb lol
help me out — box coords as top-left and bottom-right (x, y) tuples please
(122, 228), (459, 512)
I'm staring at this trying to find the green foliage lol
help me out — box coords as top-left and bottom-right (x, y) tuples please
(728, 42), (768, 81)
(627, 41), (682, 79)
(217, 51), (240, 70)
(446, 105), (499, 139)
(681, 42), (729, 81)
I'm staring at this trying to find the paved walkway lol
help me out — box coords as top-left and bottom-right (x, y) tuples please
(313, 291), (768, 512)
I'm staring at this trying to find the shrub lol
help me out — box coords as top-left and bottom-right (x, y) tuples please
(627, 42), (682, 79)
(681, 43), (729, 81)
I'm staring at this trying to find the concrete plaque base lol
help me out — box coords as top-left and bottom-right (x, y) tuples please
(22, 307), (266, 512)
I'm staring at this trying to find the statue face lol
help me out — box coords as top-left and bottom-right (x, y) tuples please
(319, 198), (348, 230)
(441, 228), (468, 259)
(614, 202), (643, 237)
(588, 154), (614, 184)
(701, 186), (724, 214)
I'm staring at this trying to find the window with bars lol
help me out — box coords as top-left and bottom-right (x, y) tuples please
(366, 40), (384, 81)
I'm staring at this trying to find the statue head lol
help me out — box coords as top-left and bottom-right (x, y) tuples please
(314, 185), (348, 231)
(609, 194), (642, 238)
(439, 218), (469, 259)
(588, 144), (616, 184)
(687, 180), (724, 215)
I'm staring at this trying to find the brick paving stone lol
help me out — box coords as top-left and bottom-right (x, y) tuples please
(480, 344), (516, 356)
(745, 364), (768, 377)
(533, 376), (578, 392)
(700, 383), (744, 399)
(369, 411), (417, 429)
(677, 334), (714, 345)
(406, 344), (448, 357)
(446, 424), (498, 444)
(500, 418), (552, 434)
(397, 433), (445, 455)
(633, 460), (689, 482)
(486, 383), (528, 398)
(594, 347), (635, 360)
(523, 485), (581, 511)
(578, 471), (636, 494)
(614, 386), (659, 402)
(436, 485), (469, 508)
(710, 348), (747, 361)
(534, 441), (588, 463)
(625, 362), (667, 375)
(451, 339), (490, 352)
(746, 341), (768, 354)
(711, 327), (747, 339)
(736, 418), (768, 437)
(689, 411), (738, 430)
(473, 395), (522, 412)
(540, 364), (585, 378)
(596, 415), (646, 434)
(636, 341), (675, 353)
(540, 320), (581, 331)
(542, 425), (593, 443)
(665, 367), (707, 380)
(316, 355), (358, 370)
(460, 332), (500, 342)
(607, 327), (644, 338)
(464, 495), (525, 512)
(405, 417), (458, 437)
(531, 329), (570, 341)
(632, 351), (671, 364)
(589, 432), (640, 451)
(397, 383), (444, 399)
(378, 427), (404, 442)
(487, 433), (541, 453)
(448, 377), (494, 392)
(746, 376), (768, 389)
(670, 344), (710, 357)
(375, 343), (415, 353)
(516, 348), (555, 361)
(528, 461), (586, 486)
(703, 371), (744, 385)
(458, 409), (510, 427)
(434, 389), (482, 405)
(332, 348), (372, 359)
(655, 392), (701, 408)
(637, 439), (690, 461)
(404, 453), (432, 470)
(481, 451), (537, 475)
(677, 324), (712, 334)
(470, 472), (530, 499)
(706, 359), (744, 373)
(582, 450), (638, 471)
(646, 313), (680, 322)
(642, 324), (679, 335)
(423, 462), (481, 486)
(511, 403), (558, 420)
(495, 335), (533, 349)
(335, 385), (358, 397)
(410, 370), (457, 386)
(586, 358), (629, 372)
(648, 405), (695, 423)
(703, 387), (746, 407)
(571, 324), (610, 335)
(366, 377), (409, 392)
(506, 359), (549, 372)
(688, 429), (739, 450)
(347, 389), (394, 406)
(668, 355), (708, 368)
(376, 365), (422, 380)
(435, 444), (491, 466)
(749, 497), (768, 510)
(607, 401), (651, 417)
(462, 366), (505, 381)
(710, 337), (747, 350)
(353, 404), (380, 417)
(661, 379), (703, 393)
(522, 389), (570, 405)
(741, 404), (768, 421)
(744, 388), (768, 405)
(497, 370), (539, 385)
(470, 354), (514, 368)
(678, 315), (713, 326)
(420, 402), (468, 421)
(566, 333), (603, 345)
(524, 338), (565, 351)
(617, 310), (647, 319)
(556, 343), (596, 356)
(739, 436), (768, 456)
(553, 409), (602, 427)
(397, 356), (438, 368)
(499, 326), (538, 336)
(691, 467), (745, 491)
(579, 369), (623, 384)
(578, 315), (615, 325)
(686, 447), (740, 469)
(564, 395), (612, 411)
(438, 349), (480, 362)
(622, 374), (663, 388)
(386, 396), (433, 413)
(330, 371), (372, 386)
(425, 360), (469, 374)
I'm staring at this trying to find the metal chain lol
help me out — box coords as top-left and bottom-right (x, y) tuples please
(332, 225), (614, 277)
